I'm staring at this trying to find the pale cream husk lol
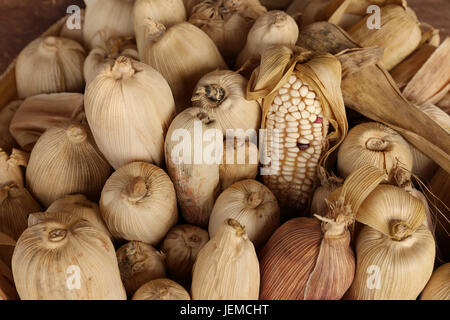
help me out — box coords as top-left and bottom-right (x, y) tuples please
(83, 0), (135, 49)
(189, 0), (267, 61)
(161, 224), (209, 285)
(346, 185), (436, 300)
(164, 107), (221, 227)
(116, 241), (167, 296)
(134, 0), (186, 56)
(100, 162), (178, 245)
(420, 263), (450, 300)
(15, 36), (86, 98)
(142, 20), (227, 111)
(132, 278), (191, 300)
(191, 219), (260, 299)
(0, 100), (22, 153)
(337, 122), (413, 179)
(0, 148), (28, 188)
(12, 212), (126, 300)
(236, 10), (299, 68)
(209, 179), (280, 249)
(25, 122), (111, 207)
(9, 93), (85, 152)
(45, 194), (112, 240)
(84, 56), (175, 169)
(0, 183), (42, 241)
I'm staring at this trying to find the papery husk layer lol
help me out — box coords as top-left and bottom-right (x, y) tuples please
(132, 278), (190, 300)
(0, 100), (21, 153)
(420, 263), (450, 300)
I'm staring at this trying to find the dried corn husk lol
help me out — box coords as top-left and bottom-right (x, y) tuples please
(287, 0), (333, 27)
(85, 56), (175, 169)
(410, 102), (450, 181)
(9, 93), (84, 152)
(160, 224), (209, 286)
(116, 241), (166, 296)
(191, 219), (259, 299)
(0, 232), (15, 271)
(0, 183), (42, 241)
(60, 9), (85, 44)
(83, 0), (135, 49)
(84, 38), (139, 85)
(26, 122), (111, 207)
(0, 148), (28, 188)
(0, 241), (18, 300)
(427, 168), (450, 262)
(45, 194), (112, 240)
(192, 70), (261, 132)
(12, 212), (126, 300)
(15, 36), (86, 98)
(438, 92), (450, 113)
(0, 100), (21, 153)
(100, 162), (178, 245)
(337, 122), (413, 179)
(310, 169), (343, 216)
(260, 0), (293, 10)
(401, 38), (450, 104)
(236, 10), (298, 69)
(296, 22), (450, 174)
(347, 3), (421, 71)
(132, 279), (190, 300)
(134, 0), (186, 55)
(189, 0), (267, 62)
(260, 166), (386, 300)
(142, 20), (227, 111)
(219, 139), (259, 190)
(209, 179), (279, 250)
(247, 45), (348, 217)
(164, 107), (221, 227)
(420, 263), (450, 300)
(345, 184), (435, 300)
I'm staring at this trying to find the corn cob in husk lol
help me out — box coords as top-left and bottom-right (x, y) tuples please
(247, 45), (348, 218)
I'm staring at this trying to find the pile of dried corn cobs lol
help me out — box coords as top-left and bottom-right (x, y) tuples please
(0, 0), (449, 300)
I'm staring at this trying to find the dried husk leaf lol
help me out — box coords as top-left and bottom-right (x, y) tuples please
(437, 92), (450, 114)
(0, 148), (28, 188)
(60, 9), (85, 44)
(142, 21), (227, 112)
(427, 168), (450, 262)
(296, 22), (450, 174)
(337, 122), (413, 179)
(160, 224), (209, 286)
(219, 139), (259, 190)
(191, 219), (259, 299)
(83, 0), (135, 49)
(12, 212), (126, 300)
(0, 183), (42, 241)
(236, 11), (299, 69)
(0, 100), (21, 154)
(132, 278), (191, 300)
(310, 169), (343, 216)
(409, 102), (450, 181)
(164, 107), (221, 227)
(0, 232), (15, 271)
(287, 0), (332, 27)
(247, 45), (348, 214)
(116, 241), (167, 296)
(9, 93), (85, 152)
(26, 122), (111, 207)
(259, 166), (385, 300)
(189, 0), (267, 62)
(100, 162), (178, 245)
(84, 38), (139, 85)
(85, 56), (175, 169)
(401, 37), (450, 104)
(0, 272), (18, 300)
(45, 194), (112, 240)
(15, 36), (86, 98)
(347, 4), (421, 71)
(420, 263), (450, 300)
(134, 0), (187, 56)
(209, 179), (280, 250)
(260, 0), (293, 10)
(192, 70), (262, 132)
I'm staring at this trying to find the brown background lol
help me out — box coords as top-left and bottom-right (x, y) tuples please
(0, 0), (449, 74)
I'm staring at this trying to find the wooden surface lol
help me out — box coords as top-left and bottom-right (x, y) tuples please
(0, 0), (449, 74)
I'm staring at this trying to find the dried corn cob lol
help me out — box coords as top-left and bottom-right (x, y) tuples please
(247, 46), (347, 218)
(263, 74), (329, 210)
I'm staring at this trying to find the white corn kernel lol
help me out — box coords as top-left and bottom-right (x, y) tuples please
(306, 91), (316, 99)
(305, 98), (314, 106)
(300, 86), (308, 97)
(279, 88), (288, 94)
(292, 80), (302, 90)
(274, 97), (282, 105)
(281, 94), (290, 101)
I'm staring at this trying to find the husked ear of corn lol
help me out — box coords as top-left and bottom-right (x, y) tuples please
(247, 45), (348, 218)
